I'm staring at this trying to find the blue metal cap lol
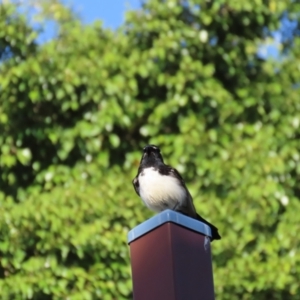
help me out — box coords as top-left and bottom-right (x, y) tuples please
(127, 209), (212, 244)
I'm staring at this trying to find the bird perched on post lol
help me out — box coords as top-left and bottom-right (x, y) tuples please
(132, 145), (221, 241)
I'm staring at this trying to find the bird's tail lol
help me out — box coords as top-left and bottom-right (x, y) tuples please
(196, 213), (221, 242)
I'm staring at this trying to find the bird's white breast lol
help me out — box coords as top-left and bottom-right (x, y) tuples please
(138, 167), (186, 212)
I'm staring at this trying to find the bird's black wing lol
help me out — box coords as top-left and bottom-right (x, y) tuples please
(165, 167), (221, 241)
(132, 176), (140, 196)
(159, 165), (187, 188)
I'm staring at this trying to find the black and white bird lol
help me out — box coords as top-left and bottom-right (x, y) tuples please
(132, 145), (221, 241)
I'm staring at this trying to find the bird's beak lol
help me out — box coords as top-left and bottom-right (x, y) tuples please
(143, 146), (151, 155)
(143, 151), (149, 157)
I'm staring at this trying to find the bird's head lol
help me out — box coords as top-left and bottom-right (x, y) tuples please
(140, 144), (164, 167)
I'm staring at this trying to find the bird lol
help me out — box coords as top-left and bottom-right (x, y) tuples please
(132, 145), (221, 241)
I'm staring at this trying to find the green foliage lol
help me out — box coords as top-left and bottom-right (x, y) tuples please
(0, 0), (300, 299)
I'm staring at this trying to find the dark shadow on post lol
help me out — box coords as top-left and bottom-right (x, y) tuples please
(128, 210), (215, 300)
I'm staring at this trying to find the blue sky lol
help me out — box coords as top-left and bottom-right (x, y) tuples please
(37, 0), (141, 43)
(71, 0), (141, 28)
